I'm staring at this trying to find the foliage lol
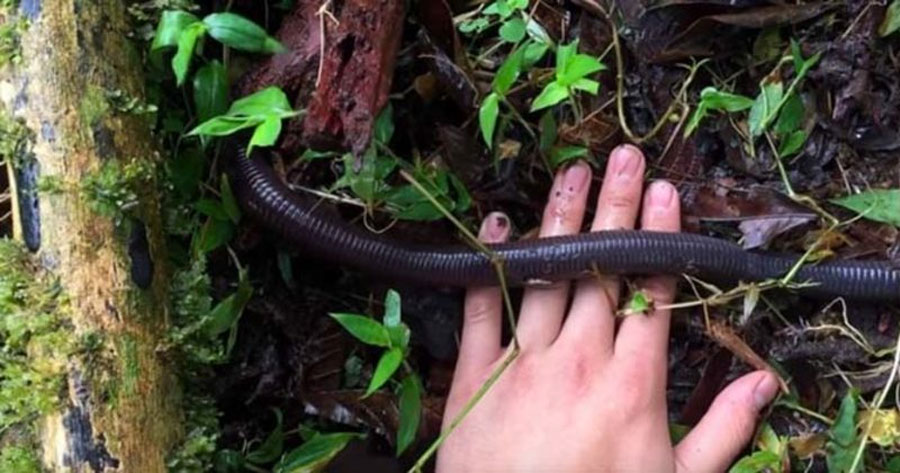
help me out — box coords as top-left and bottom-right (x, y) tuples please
(458, 0), (529, 36)
(827, 390), (863, 473)
(685, 87), (755, 136)
(831, 189), (900, 228)
(330, 290), (422, 455)
(729, 424), (786, 473)
(189, 87), (302, 152)
(530, 40), (605, 112)
(0, 446), (40, 473)
(81, 159), (154, 221)
(167, 393), (222, 473)
(152, 10), (285, 85)
(880, 1), (900, 37)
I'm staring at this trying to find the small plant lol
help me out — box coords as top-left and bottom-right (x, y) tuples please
(458, 0), (529, 37)
(529, 40), (605, 113)
(189, 87), (303, 152)
(151, 10), (285, 85)
(329, 290), (422, 456)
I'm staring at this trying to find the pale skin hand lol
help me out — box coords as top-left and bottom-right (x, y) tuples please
(437, 145), (780, 473)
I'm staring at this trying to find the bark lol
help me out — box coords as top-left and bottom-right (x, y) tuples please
(1, 2), (181, 472)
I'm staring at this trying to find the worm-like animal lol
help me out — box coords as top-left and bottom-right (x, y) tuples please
(227, 146), (900, 301)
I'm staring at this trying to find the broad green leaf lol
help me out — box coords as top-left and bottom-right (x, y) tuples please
(275, 432), (363, 473)
(173, 22), (207, 86)
(203, 13), (286, 54)
(880, 0), (900, 37)
(197, 217), (234, 254)
(205, 268), (252, 337)
(521, 41), (549, 69)
(193, 61), (229, 122)
(365, 347), (403, 396)
(228, 87), (295, 118)
(549, 146), (588, 168)
(775, 93), (804, 135)
(249, 116), (283, 151)
(555, 40), (578, 76)
(623, 290), (652, 316)
(748, 81), (783, 137)
(778, 130), (807, 157)
(790, 39), (805, 76)
(479, 92), (500, 148)
(329, 313), (391, 347)
(152, 10), (201, 51)
(699, 87), (755, 112)
(493, 49), (523, 95)
(684, 102), (709, 137)
(386, 324), (410, 351)
(539, 111), (557, 152)
(752, 27), (782, 63)
(189, 116), (260, 137)
(560, 54), (605, 85)
(832, 189), (900, 228)
(530, 81), (569, 112)
(383, 290), (401, 327)
(396, 374), (422, 456)
(499, 17), (526, 43)
(449, 173), (472, 212)
(220, 174), (241, 224)
(246, 409), (284, 464)
(570, 78), (599, 94)
(169, 147), (205, 197)
(374, 104), (395, 144)
(827, 390), (862, 473)
(525, 18), (553, 45)
(508, 0), (528, 10)
(195, 198), (229, 221)
(728, 450), (781, 473)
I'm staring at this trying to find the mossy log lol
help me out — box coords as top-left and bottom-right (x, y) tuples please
(0, 1), (181, 471)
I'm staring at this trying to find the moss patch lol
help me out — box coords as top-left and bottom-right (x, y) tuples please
(79, 85), (109, 127)
(80, 159), (153, 221)
(0, 445), (40, 473)
(0, 1), (26, 68)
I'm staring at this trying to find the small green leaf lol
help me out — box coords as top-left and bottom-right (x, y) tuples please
(555, 40), (578, 75)
(365, 347), (403, 396)
(827, 390), (862, 473)
(748, 81), (784, 137)
(560, 54), (605, 85)
(152, 10), (201, 51)
(539, 112), (557, 152)
(329, 313), (391, 347)
(205, 268), (252, 337)
(249, 116), (283, 151)
(383, 290), (401, 327)
(880, 0), (900, 37)
(245, 409), (284, 464)
(228, 86), (295, 118)
(386, 324), (411, 351)
(525, 18), (553, 46)
(521, 41), (549, 69)
(499, 17), (526, 43)
(396, 374), (422, 456)
(173, 22), (207, 86)
(274, 432), (364, 473)
(203, 13), (286, 54)
(479, 92), (500, 148)
(197, 217), (234, 253)
(570, 78), (599, 94)
(774, 93), (804, 135)
(549, 146), (589, 168)
(831, 189), (900, 228)
(778, 130), (807, 157)
(189, 116), (260, 137)
(623, 290), (653, 316)
(493, 49), (523, 95)
(373, 104), (395, 144)
(193, 61), (229, 122)
(728, 450), (781, 473)
(220, 175), (242, 224)
(195, 198), (229, 221)
(530, 81), (569, 112)
(699, 87), (755, 112)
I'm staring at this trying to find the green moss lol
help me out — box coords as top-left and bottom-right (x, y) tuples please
(166, 393), (220, 473)
(80, 159), (153, 221)
(0, 239), (72, 431)
(79, 85), (109, 126)
(0, 445), (40, 473)
(118, 334), (139, 397)
(0, 1), (26, 68)
(0, 112), (31, 167)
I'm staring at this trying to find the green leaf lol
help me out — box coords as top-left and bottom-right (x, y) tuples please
(329, 313), (391, 347)
(778, 130), (807, 158)
(195, 198), (229, 221)
(151, 10), (201, 51)
(525, 18), (553, 46)
(365, 347), (403, 396)
(790, 39), (805, 76)
(386, 324), (410, 351)
(189, 116), (260, 137)
(684, 102), (709, 137)
(508, 0), (528, 10)
(499, 17), (526, 43)
(530, 81), (569, 112)
(249, 116), (283, 151)
(274, 432), (363, 473)
(827, 390), (862, 473)
(205, 268), (253, 337)
(479, 92), (500, 148)
(699, 87), (755, 112)
(623, 290), (653, 316)
(333, 150), (397, 203)
(396, 374), (422, 456)
(549, 146), (589, 168)
(570, 78), (599, 94)
(228, 86), (295, 118)
(197, 217), (234, 253)
(173, 22), (207, 86)
(203, 13), (286, 54)
(555, 40), (578, 76)
(887, 456), (900, 473)
(492, 49), (523, 95)
(373, 104), (395, 144)
(521, 41), (549, 69)
(831, 189), (900, 228)
(246, 409), (284, 464)
(728, 450), (781, 473)
(383, 290), (401, 327)
(748, 81), (783, 137)
(752, 27), (782, 63)
(560, 54), (605, 85)
(774, 93), (804, 135)
(220, 175), (242, 224)
(193, 61), (229, 122)
(189, 87), (299, 138)
(880, 0), (900, 37)
(539, 111), (557, 152)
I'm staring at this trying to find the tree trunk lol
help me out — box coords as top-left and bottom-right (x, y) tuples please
(1, 1), (181, 471)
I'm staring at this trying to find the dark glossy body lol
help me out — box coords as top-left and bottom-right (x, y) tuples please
(227, 147), (900, 301)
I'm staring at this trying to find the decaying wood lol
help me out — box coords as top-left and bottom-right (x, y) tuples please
(1, 1), (180, 471)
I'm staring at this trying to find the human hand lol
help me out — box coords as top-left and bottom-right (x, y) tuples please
(437, 145), (780, 473)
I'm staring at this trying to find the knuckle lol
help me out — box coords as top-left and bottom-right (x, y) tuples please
(606, 193), (636, 212)
(465, 300), (496, 325)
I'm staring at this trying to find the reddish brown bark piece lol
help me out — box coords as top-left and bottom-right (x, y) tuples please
(302, 0), (406, 154)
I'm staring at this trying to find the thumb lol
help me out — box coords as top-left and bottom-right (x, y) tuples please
(674, 371), (780, 473)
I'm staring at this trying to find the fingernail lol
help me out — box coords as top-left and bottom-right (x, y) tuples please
(648, 181), (676, 207)
(612, 145), (641, 178)
(752, 372), (780, 410)
(563, 161), (590, 193)
(480, 212), (510, 242)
